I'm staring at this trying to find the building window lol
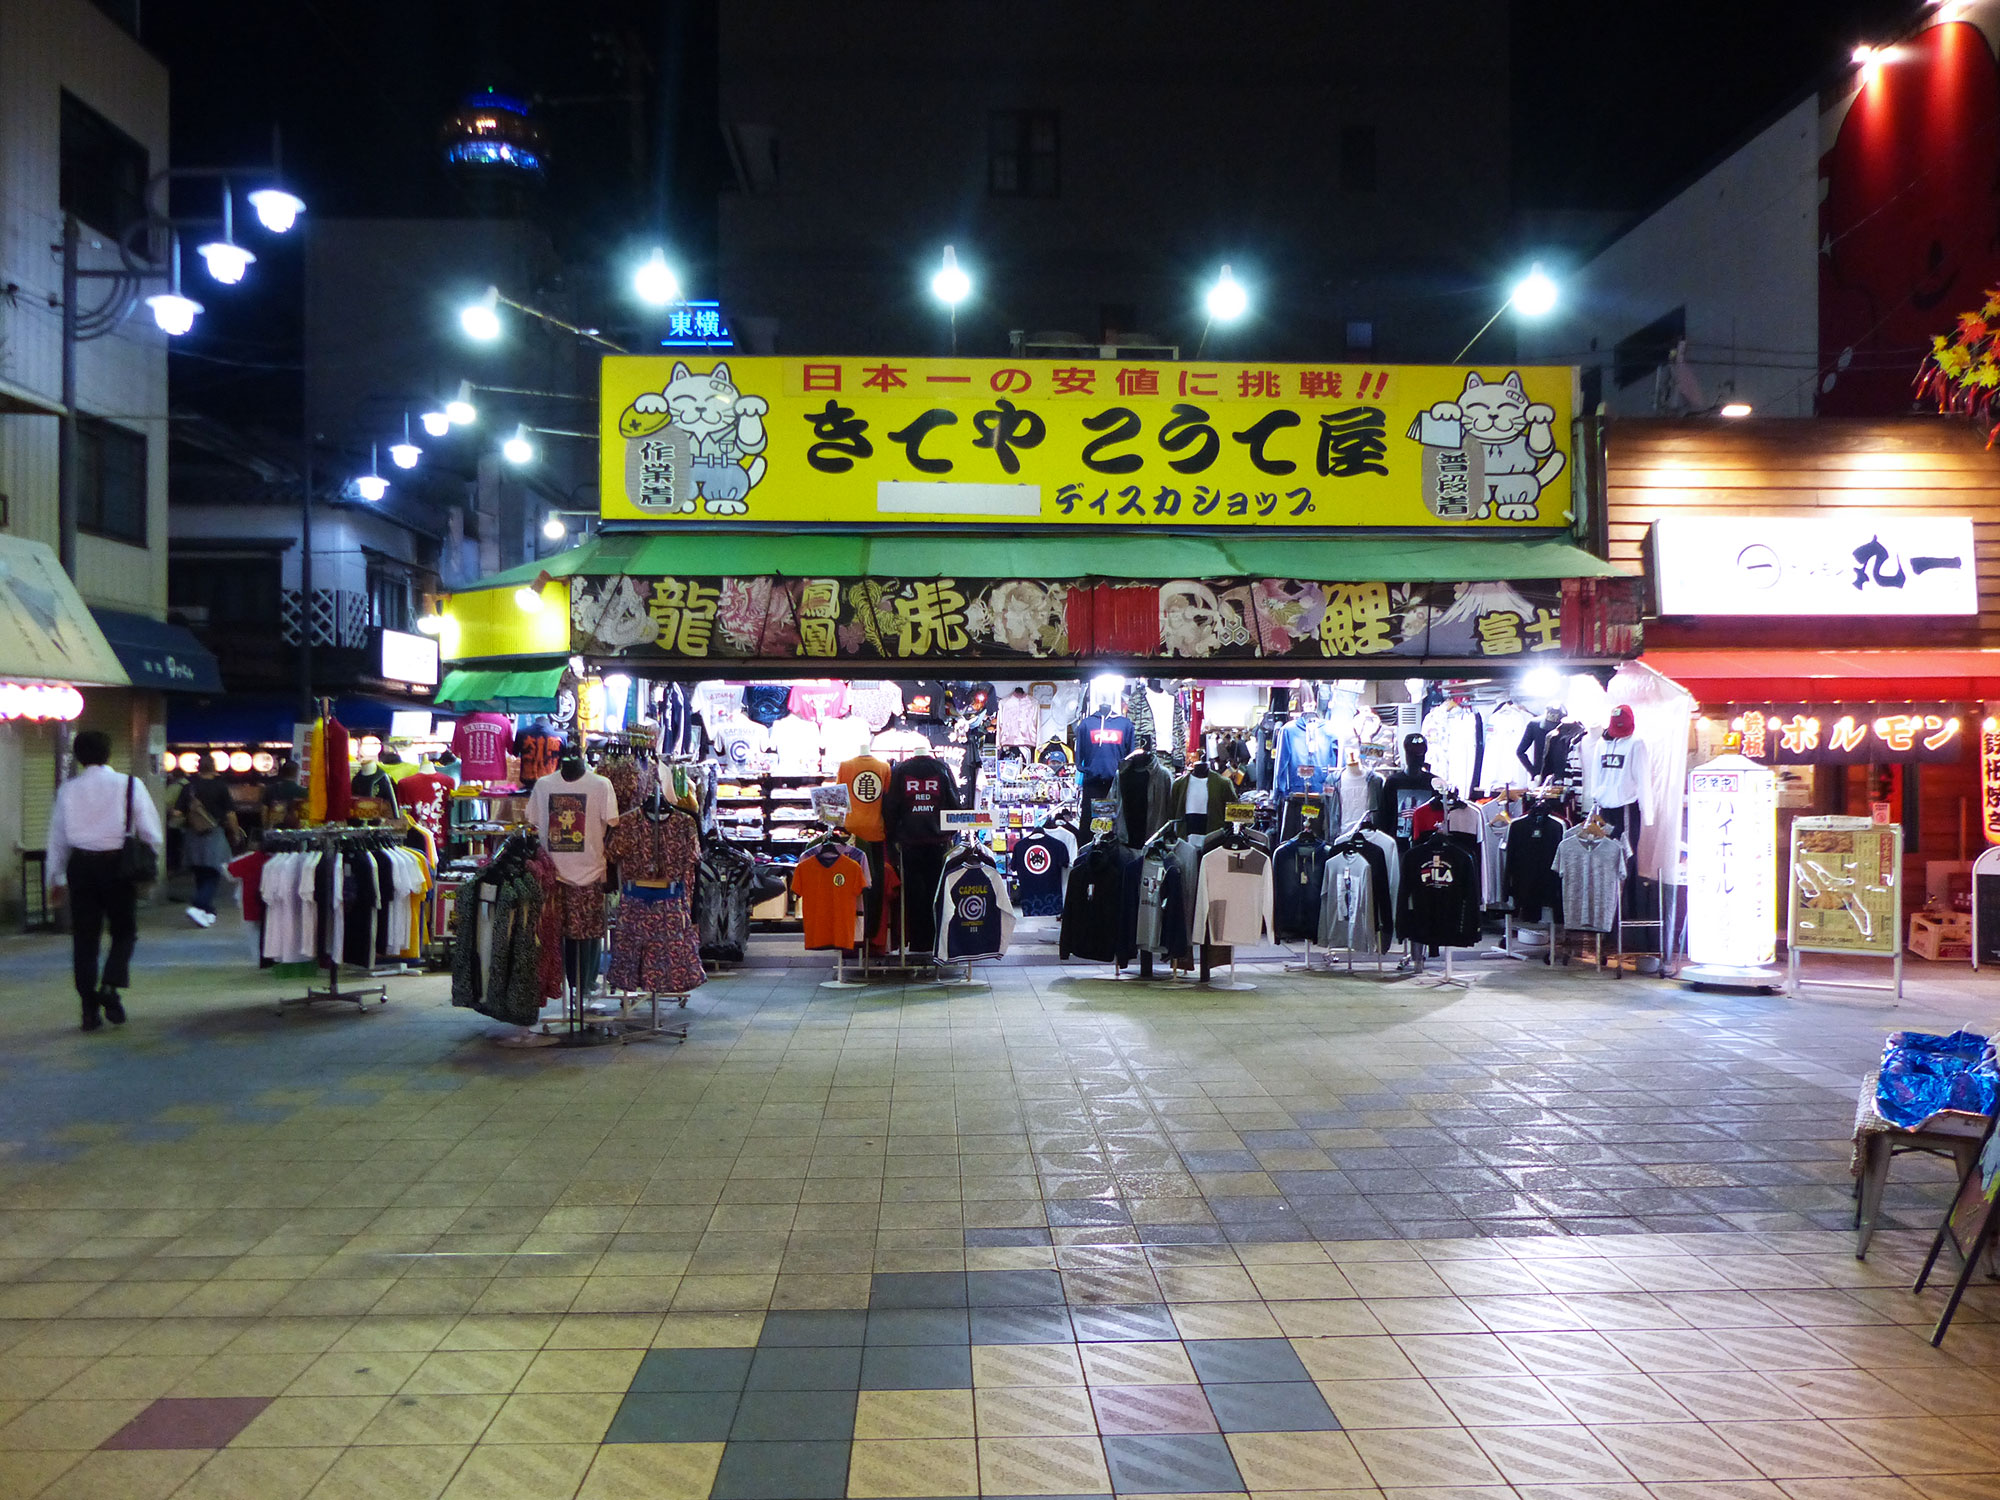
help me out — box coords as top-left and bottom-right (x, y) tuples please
(1344, 320), (1375, 354)
(367, 564), (413, 633)
(169, 555), (281, 630)
(60, 91), (149, 237)
(77, 417), (146, 545)
(1339, 125), (1377, 192)
(990, 111), (1059, 198)
(1615, 306), (1687, 389)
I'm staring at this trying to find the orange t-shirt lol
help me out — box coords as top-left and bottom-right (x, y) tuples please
(837, 754), (892, 841)
(791, 845), (871, 950)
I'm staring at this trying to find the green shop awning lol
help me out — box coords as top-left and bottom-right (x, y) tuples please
(435, 665), (566, 712)
(475, 531), (1619, 587)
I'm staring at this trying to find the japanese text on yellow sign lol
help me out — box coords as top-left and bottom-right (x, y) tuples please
(600, 357), (1575, 529)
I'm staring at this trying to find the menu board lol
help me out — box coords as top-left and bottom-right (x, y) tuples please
(1788, 816), (1902, 956)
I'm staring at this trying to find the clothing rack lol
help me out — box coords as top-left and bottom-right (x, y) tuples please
(262, 825), (405, 1014)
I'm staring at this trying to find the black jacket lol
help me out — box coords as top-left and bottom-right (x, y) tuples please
(1398, 833), (1481, 947)
(1271, 836), (1331, 942)
(883, 755), (959, 844)
(1504, 810), (1566, 922)
(1059, 838), (1142, 963)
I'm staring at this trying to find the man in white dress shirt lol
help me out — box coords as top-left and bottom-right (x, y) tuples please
(46, 730), (163, 1031)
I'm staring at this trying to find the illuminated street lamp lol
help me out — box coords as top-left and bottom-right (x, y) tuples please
(388, 413), (421, 469)
(354, 444), (388, 502)
(931, 245), (970, 355)
(502, 424), (535, 465)
(1455, 262), (1561, 361)
(445, 380), (477, 425)
(461, 284), (502, 340)
(246, 188), (305, 234)
(145, 237), (202, 335)
(1195, 264), (1248, 357)
(634, 248), (680, 306)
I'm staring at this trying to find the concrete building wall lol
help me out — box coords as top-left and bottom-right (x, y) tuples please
(1518, 98), (1820, 419)
(0, 0), (170, 915)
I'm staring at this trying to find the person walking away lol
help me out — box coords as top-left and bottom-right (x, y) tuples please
(47, 730), (164, 1031)
(172, 764), (239, 926)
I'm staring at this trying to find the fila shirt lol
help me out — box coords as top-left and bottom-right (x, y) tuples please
(1076, 712), (1135, 781)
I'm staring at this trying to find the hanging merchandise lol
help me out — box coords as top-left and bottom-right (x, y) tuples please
(935, 846), (1016, 960)
(1605, 662), (1696, 888)
(605, 804), (705, 994)
(787, 679), (848, 723)
(1008, 827), (1071, 916)
(1135, 829), (1200, 963)
(351, 759), (399, 810)
(1335, 758), (1370, 839)
(1503, 803), (1567, 923)
(884, 751), (960, 953)
(1191, 839), (1276, 947)
(1273, 712), (1337, 798)
(1555, 823), (1626, 933)
(1399, 830), (1482, 947)
(1369, 733), (1442, 841)
(1319, 842), (1383, 953)
(837, 752), (892, 840)
(997, 687), (1041, 748)
(450, 710), (515, 784)
(742, 682), (790, 725)
(1076, 704), (1136, 805)
(767, 713), (821, 775)
(848, 680), (905, 732)
(1059, 832), (1142, 963)
(450, 831), (564, 1025)
(792, 838), (872, 950)
(1169, 762), (1234, 837)
(1271, 831), (1332, 943)
(819, 713), (870, 769)
(1517, 707), (1564, 783)
(321, 715), (353, 822)
(516, 721), (564, 782)
(871, 721), (933, 761)
(1484, 699), (1536, 788)
(717, 712), (770, 774)
(1419, 698), (1484, 799)
(694, 839), (757, 962)
(1112, 748), (1173, 846)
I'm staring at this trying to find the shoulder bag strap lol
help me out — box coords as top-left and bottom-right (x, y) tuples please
(125, 774), (137, 835)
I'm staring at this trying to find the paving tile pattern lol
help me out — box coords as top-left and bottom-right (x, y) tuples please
(0, 919), (1994, 1492)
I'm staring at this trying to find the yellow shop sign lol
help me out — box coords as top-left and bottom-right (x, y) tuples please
(599, 356), (1575, 530)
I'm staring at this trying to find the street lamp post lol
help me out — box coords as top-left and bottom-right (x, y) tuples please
(1454, 264), (1560, 362)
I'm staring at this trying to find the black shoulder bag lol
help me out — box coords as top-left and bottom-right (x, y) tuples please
(117, 775), (160, 885)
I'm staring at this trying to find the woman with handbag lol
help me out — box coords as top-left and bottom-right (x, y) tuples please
(45, 730), (164, 1031)
(172, 765), (240, 927)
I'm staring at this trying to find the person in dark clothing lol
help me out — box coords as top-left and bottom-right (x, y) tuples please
(46, 730), (164, 1030)
(261, 758), (307, 832)
(172, 766), (239, 926)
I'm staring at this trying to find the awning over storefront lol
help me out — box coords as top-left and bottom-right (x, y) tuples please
(168, 694), (436, 744)
(477, 532), (1622, 586)
(435, 666), (567, 712)
(0, 536), (129, 688)
(91, 608), (224, 694)
(1646, 648), (2000, 702)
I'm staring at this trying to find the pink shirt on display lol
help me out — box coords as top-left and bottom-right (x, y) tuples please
(450, 713), (515, 783)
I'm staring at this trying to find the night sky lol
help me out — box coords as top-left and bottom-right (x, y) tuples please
(143, 0), (1925, 429)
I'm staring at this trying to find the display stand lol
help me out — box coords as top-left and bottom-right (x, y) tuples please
(1911, 1107), (2000, 1347)
(1502, 910), (1556, 965)
(283, 962), (387, 1016)
(1196, 943), (1254, 990)
(585, 989), (689, 1043)
(821, 947), (866, 989)
(270, 825), (402, 1015)
(1970, 846), (2000, 971)
(1786, 817), (1905, 1001)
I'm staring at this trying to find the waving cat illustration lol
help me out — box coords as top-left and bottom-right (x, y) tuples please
(1412, 370), (1564, 521)
(618, 361), (769, 515)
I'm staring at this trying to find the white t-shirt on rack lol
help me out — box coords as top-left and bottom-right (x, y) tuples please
(768, 714), (823, 776)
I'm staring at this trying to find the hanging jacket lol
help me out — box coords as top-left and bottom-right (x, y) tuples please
(1059, 839), (1142, 963)
(1319, 848), (1381, 952)
(1192, 843), (1276, 947)
(1168, 769), (1234, 837)
(1112, 752), (1173, 847)
(1504, 809), (1567, 923)
(1398, 833), (1482, 948)
(936, 856), (1016, 960)
(1273, 717), (1337, 798)
(1271, 835), (1331, 942)
(695, 842), (756, 961)
(1135, 846), (1194, 959)
(882, 754), (960, 844)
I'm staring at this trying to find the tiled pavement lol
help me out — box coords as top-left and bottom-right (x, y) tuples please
(0, 911), (1997, 1495)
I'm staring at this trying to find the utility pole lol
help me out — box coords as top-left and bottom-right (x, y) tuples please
(58, 215), (78, 580)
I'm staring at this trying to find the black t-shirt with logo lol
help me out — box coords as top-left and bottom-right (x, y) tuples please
(883, 754), (959, 844)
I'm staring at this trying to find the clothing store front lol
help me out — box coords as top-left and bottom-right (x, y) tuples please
(412, 354), (1675, 1037)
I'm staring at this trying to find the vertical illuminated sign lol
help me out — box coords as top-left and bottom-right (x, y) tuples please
(1984, 717), (2000, 845)
(1686, 753), (1779, 970)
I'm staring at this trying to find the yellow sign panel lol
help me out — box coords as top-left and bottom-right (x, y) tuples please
(599, 356), (1574, 530)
